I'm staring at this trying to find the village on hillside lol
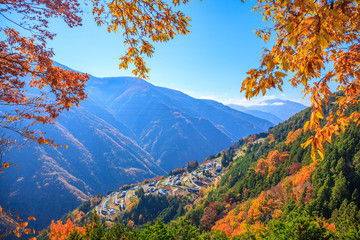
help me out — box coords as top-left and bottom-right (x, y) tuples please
(95, 156), (225, 220)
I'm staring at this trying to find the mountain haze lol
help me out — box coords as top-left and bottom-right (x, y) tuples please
(1, 102), (164, 229)
(228, 98), (307, 121)
(58, 101), (360, 240)
(240, 109), (283, 125)
(86, 76), (274, 170)
(1, 64), (274, 230)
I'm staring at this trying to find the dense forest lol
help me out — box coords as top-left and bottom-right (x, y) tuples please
(37, 102), (360, 239)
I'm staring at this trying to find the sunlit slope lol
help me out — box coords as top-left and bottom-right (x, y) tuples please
(87, 76), (274, 170)
(0, 103), (164, 230)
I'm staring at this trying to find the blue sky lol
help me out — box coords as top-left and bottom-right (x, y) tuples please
(46, 0), (310, 106)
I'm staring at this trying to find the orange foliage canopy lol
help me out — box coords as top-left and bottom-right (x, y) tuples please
(0, 207), (37, 239)
(1, 0), (90, 237)
(255, 150), (289, 176)
(93, 0), (197, 79)
(201, 202), (222, 230)
(267, 134), (275, 144)
(241, 0), (360, 161)
(213, 161), (318, 237)
(1, 0), (196, 161)
(69, 209), (85, 224)
(212, 191), (277, 237)
(0, 0), (89, 153)
(1, 0), (194, 238)
(285, 129), (303, 145)
(48, 219), (85, 240)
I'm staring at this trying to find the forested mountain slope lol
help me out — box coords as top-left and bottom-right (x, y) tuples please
(0, 103), (165, 230)
(1, 64), (274, 233)
(41, 102), (360, 239)
(184, 104), (360, 239)
(86, 76), (273, 171)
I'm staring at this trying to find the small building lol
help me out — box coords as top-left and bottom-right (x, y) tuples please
(101, 209), (108, 215)
(159, 189), (168, 196)
(109, 209), (116, 215)
(216, 164), (222, 172)
(193, 180), (204, 187)
(187, 188), (199, 194)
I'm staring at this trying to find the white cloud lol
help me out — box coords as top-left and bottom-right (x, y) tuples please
(176, 89), (311, 107)
(221, 95), (278, 107)
(272, 102), (285, 106)
(222, 96), (310, 107)
(197, 95), (224, 102)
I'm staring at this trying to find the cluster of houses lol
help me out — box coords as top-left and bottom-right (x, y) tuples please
(101, 202), (117, 216)
(97, 158), (224, 218)
(158, 189), (169, 196)
(200, 162), (222, 173)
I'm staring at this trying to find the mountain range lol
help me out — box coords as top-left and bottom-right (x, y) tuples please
(0, 64), (305, 230)
(55, 100), (360, 240)
(228, 98), (307, 123)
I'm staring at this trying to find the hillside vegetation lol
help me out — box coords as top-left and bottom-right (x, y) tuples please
(1, 73), (275, 231)
(39, 103), (360, 239)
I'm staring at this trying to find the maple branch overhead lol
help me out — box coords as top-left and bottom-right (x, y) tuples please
(242, 0), (360, 161)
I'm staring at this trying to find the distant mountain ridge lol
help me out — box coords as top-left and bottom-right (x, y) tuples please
(242, 110), (283, 125)
(1, 102), (165, 230)
(228, 98), (307, 122)
(1, 63), (274, 231)
(86, 76), (274, 170)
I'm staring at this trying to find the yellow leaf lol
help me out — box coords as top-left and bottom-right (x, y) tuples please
(275, 71), (287, 78)
(303, 121), (310, 131)
(317, 150), (324, 160)
(339, 14), (350, 21)
(301, 76), (307, 86)
(261, 87), (266, 95)
(311, 148), (316, 161)
(288, 37), (295, 46)
(285, 22), (295, 33)
(28, 216), (36, 221)
(301, 137), (313, 149)
(282, 58), (289, 71)
(315, 111), (324, 119)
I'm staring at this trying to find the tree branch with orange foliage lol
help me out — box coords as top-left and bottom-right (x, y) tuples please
(1, 0), (90, 237)
(92, 0), (196, 79)
(241, 0), (360, 161)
